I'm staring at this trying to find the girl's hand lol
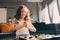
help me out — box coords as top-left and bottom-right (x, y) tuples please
(12, 18), (18, 24)
(23, 21), (28, 27)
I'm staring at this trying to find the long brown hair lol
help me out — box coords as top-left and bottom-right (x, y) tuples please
(15, 5), (31, 22)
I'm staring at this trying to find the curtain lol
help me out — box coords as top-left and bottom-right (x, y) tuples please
(39, 0), (60, 24)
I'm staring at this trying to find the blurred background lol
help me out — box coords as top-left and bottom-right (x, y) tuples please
(0, 0), (60, 39)
(0, 0), (60, 23)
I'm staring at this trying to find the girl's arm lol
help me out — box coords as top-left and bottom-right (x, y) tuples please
(28, 21), (36, 32)
(9, 18), (24, 32)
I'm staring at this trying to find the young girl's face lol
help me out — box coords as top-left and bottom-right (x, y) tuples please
(21, 7), (28, 18)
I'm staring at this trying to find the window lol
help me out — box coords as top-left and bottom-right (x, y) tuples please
(0, 8), (7, 23)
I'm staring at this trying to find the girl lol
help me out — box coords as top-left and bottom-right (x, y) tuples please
(10, 5), (36, 38)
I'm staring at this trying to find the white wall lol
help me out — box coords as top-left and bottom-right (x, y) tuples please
(0, 8), (7, 23)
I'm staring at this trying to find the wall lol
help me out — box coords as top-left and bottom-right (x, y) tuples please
(0, 2), (39, 22)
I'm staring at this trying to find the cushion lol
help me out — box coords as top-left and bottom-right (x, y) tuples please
(0, 23), (10, 33)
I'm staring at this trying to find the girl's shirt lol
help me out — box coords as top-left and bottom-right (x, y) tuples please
(15, 20), (30, 36)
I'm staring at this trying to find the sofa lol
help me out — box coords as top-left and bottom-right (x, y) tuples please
(30, 22), (57, 35)
(0, 22), (57, 39)
(0, 23), (16, 39)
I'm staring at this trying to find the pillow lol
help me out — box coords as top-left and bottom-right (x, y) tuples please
(0, 23), (10, 33)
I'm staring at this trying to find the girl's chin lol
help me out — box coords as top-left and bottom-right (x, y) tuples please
(21, 15), (26, 18)
(22, 16), (25, 17)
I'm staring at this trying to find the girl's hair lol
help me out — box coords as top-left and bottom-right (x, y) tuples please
(15, 5), (30, 21)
